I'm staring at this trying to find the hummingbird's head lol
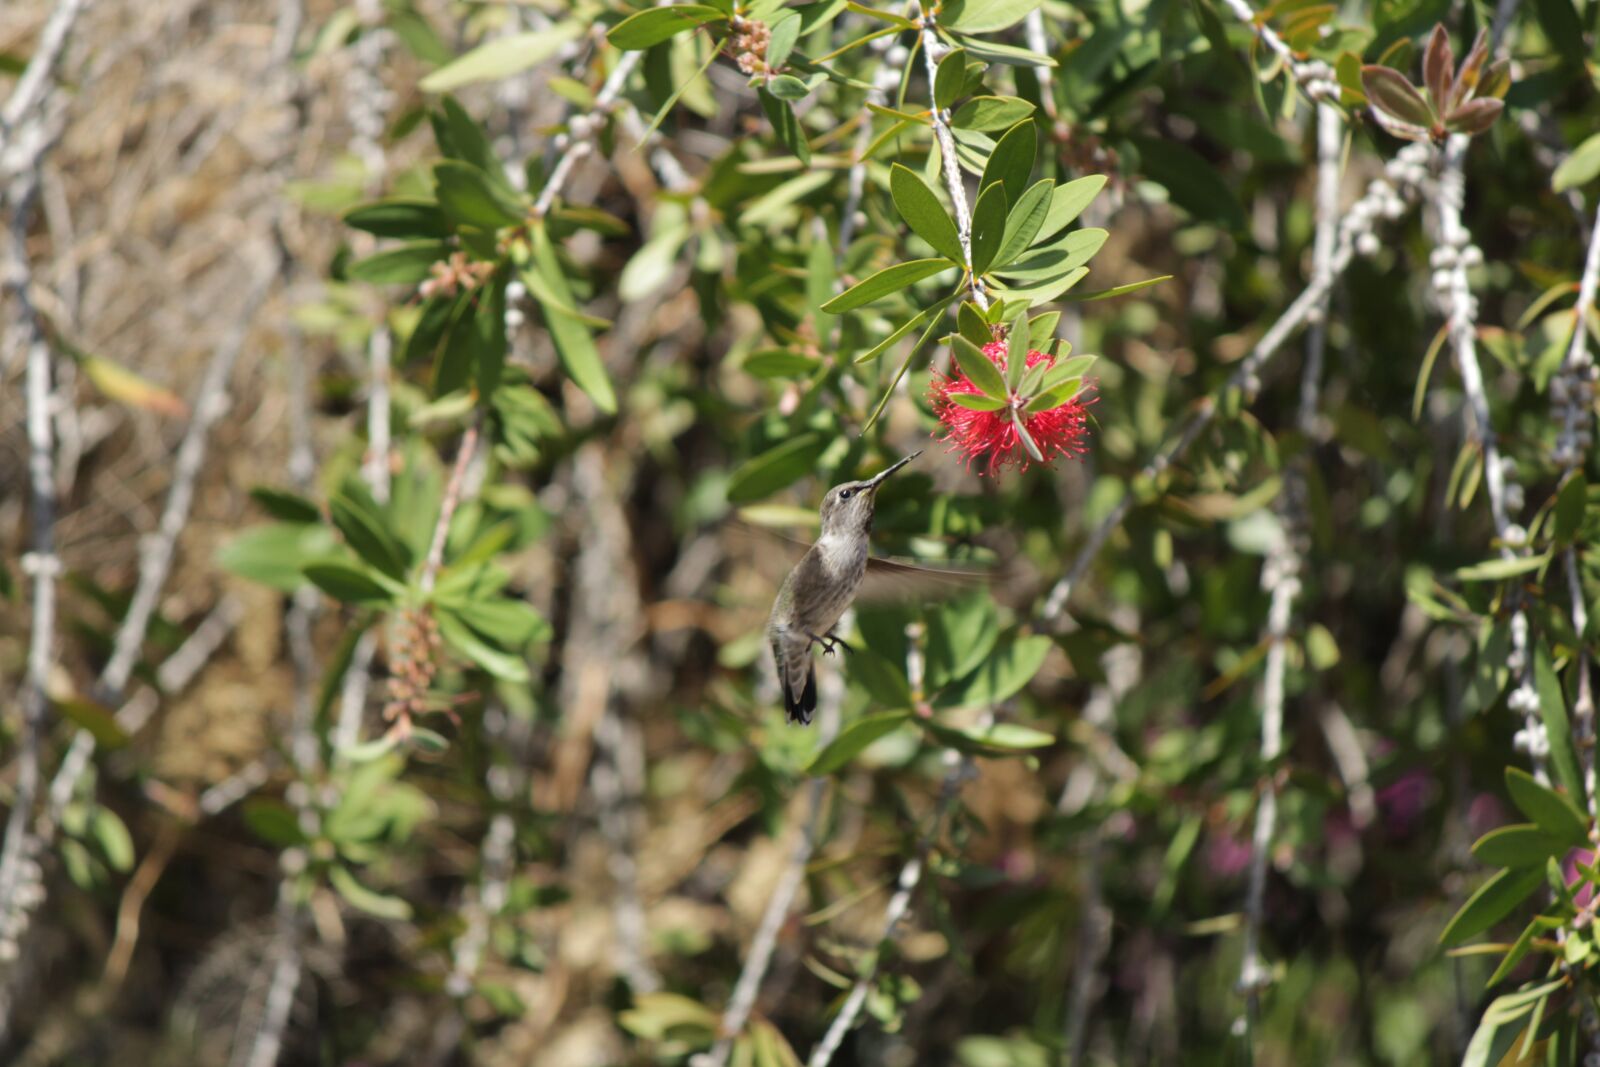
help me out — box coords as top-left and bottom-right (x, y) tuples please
(818, 451), (922, 537)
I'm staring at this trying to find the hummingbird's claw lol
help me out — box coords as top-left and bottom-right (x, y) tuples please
(827, 632), (856, 656)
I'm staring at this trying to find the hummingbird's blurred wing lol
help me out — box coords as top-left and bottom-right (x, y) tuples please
(856, 554), (994, 603)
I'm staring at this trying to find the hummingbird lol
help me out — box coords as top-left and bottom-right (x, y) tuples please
(767, 451), (922, 725)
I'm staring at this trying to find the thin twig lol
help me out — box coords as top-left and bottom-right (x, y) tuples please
(417, 420), (481, 596)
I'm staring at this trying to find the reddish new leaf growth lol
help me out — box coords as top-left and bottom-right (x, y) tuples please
(928, 340), (1093, 476)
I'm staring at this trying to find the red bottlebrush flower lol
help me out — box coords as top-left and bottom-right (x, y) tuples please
(928, 339), (1094, 475)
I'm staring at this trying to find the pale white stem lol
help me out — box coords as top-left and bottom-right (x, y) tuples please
(418, 422), (480, 596)
(913, 9), (987, 310)
(363, 326), (392, 504)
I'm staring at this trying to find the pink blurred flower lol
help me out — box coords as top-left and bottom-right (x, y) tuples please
(1563, 848), (1596, 909)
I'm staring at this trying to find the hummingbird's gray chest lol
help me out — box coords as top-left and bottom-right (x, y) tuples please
(793, 533), (868, 631)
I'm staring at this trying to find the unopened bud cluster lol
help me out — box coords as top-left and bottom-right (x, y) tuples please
(1552, 360), (1598, 467)
(384, 607), (443, 735)
(728, 16), (772, 76)
(420, 251), (495, 300)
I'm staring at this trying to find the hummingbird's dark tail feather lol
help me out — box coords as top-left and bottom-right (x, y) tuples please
(784, 661), (817, 725)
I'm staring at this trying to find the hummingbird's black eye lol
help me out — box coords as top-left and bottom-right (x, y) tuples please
(839, 489), (854, 500)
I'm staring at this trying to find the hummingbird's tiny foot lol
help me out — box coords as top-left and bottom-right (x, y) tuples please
(804, 631), (838, 657)
(826, 632), (856, 655)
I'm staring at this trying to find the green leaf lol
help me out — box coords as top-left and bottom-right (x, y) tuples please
(347, 241), (449, 284)
(941, 0), (1041, 33)
(1505, 766), (1589, 847)
(728, 434), (827, 503)
(1535, 642), (1584, 804)
(1037, 175), (1106, 241)
(329, 864), (413, 920)
(745, 349), (824, 379)
(1553, 132), (1600, 193)
(1438, 865), (1546, 946)
(891, 165), (965, 264)
(91, 808), (135, 873)
(997, 228), (1107, 280)
(329, 486), (409, 580)
(243, 799), (305, 846)
(949, 720), (1055, 750)
(528, 227), (616, 413)
(765, 11), (801, 68)
(1454, 553), (1550, 581)
(806, 711), (913, 775)
(609, 4), (726, 49)
(249, 487), (322, 524)
(1026, 379), (1083, 412)
(936, 633), (1052, 709)
(947, 392), (1007, 412)
(934, 49), (968, 110)
(218, 523), (339, 592)
(1061, 274), (1172, 302)
(437, 609), (530, 682)
(993, 179), (1053, 269)
(420, 25), (584, 92)
(952, 335), (1008, 400)
(980, 121), (1037, 208)
(821, 258), (954, 313)
(344, 199), (452, 239)
(1471, 824), (1565, 868)
(454, 597), (553, 645)
(433, 160), (525, 230)
(968, 182), (1008, 275)
(304, 561), (395, 604)
(994, 265), (1088, 307)
(1487, 916), (1563, 987)
(951, 95), (1035, 132)
(957, 302), (991, 348)
(53, 697), (129, 749)
(758, 87), (811, 164)
(1555, 473), (1588, 544)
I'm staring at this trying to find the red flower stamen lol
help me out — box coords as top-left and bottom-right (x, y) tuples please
(927, 339), (1094, 475)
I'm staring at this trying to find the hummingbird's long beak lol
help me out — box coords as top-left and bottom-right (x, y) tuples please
(864, 450), (923, 490)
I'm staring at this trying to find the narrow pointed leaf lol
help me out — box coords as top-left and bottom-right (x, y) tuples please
(822, 258), (953, 313)
(980, 121), (1037, 208)
(952, 335), (1008, 400)
(607, 5), (726, 49)
(1505, 766), (1589, 846)
(1438, 865), (1546, 946)
(1423, 24), (1453, 112)
(993, 179), (1053, 268)
(891, 164), (965, 263)
(968, 182), (1008, 275)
